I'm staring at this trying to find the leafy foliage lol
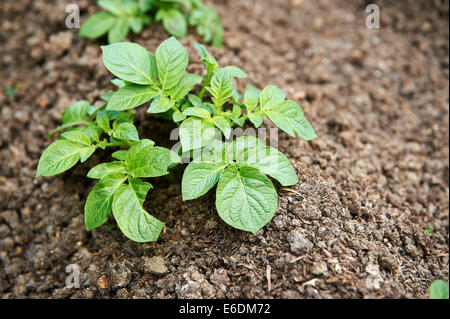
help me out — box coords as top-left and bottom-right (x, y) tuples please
(37, 37), (317, 242)
(79, 0), (224, 47)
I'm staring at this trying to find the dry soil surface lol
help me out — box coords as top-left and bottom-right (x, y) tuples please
(0, 0), (448, 298)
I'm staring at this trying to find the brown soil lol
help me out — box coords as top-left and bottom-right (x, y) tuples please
(0, 0), (448, 299)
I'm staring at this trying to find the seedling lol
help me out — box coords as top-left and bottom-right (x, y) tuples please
(79, 0), (224, 47)
(37, 37), (316, 242)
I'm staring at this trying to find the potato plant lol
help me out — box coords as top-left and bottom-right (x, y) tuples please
(79, 0), (224, 47)
(36, 37), (316, 242)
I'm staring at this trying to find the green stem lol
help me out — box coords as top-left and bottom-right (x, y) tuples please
(198, 67), (214, 101)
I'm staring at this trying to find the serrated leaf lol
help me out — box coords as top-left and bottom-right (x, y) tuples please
(183, 107), (211, 119)
(216, 165), (278, 234)
(107, 19), (130, 43)
(107, 84), (159, 111)
(113, 179), (164, 242)
(212, 116), (231, 138)
(126, 141), (181, 178)
(62, 101), (90, 124)
(182, 162), (228, 200)
(244, 85), (260, 112)
(159, 9), (187, 38)
(264, 100), (317, 140)
(207, 68), (233, 108)
(60, 131), (92, 146)
(179, 117), (217, 152)
(155, 37), (189, 92)
(113, 122), (139, 141)
(233, 136), (298, 186)
(84, 173), (126, 231)
(36, 140), (85, 177)
(88, 161), (128, 179)
(260, 85), (285, 110)
(102, 42), (157, 85)
(168, 74), (203, 101)
(147, 95), (175, 113)
(79, 11), (116, 39)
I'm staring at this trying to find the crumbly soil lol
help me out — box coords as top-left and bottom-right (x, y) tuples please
(0, 0), (448, 299)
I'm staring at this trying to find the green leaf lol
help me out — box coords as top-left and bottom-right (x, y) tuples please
(179, 117), (217, 152)
(62, 101), (90, 124)
(96, 111), (111, 133)
(80, 145), (97, 162)
(233, 104), (241, 117)
(212, 116), (231, 138)
(107, 19), (130, 43)
(111, 150), (128, 161)
(168, 74), (203, 101)
(113, 179), (164, 242)
(98, 0), (128, 15)
(87, 161), (128, 179)
(113, 122), (139, 141)
(225, 66), (247, 78)
(264, 100), (317, 140)
(183, 107), (211, 119)
(260, 85), (285, 110)
(107, 84), (158, 111)
(147, 96), (175, 113)
(102, 42), (157, 85)
(172, 109), (186, 122)
(129, 16), (144, 33)
(79, 11), (116, 39)
(60, 131), (91, 146)
(429, 280), (449, 299)
(126, 140), (181, 178)
(233, 136), (298, 186)
(159, 9), (187, 38)
(194, 43), (219, 71)
(216, 165), (278, 234)
(207, 68), (233, 108)
(155, 37), (189, 92)
(111, 79), (126, 88)
(182, 162), (228, 200)
(84, 173), (126, 231)
(244, 85), (260, 112)
(188, 94), (204, 108)
(36, 140), (85, 177)
(248, 112), (264, 128)
(83, 126), (101, 143)
(100, 92), (114, 101)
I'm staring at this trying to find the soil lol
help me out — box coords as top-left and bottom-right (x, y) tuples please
(0, 0), (449, 299)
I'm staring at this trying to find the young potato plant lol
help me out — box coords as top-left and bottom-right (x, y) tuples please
(79, 0), (224, 47)
(36, 37), (317, 242)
